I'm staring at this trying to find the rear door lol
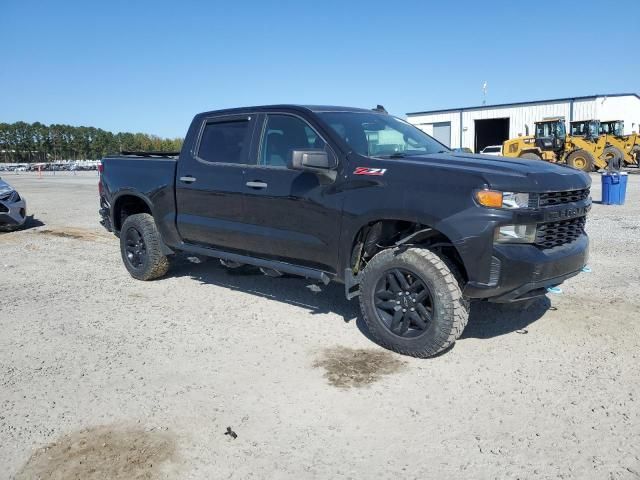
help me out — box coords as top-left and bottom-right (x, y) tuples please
(239, 113), (343, 272)
(175, 113), (259, 251)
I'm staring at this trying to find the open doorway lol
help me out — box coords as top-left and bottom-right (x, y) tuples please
(474, 118), (510, 153)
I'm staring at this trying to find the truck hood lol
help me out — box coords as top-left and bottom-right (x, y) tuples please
(389, 152), (592, 192)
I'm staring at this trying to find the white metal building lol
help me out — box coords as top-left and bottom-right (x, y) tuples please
(405, 93), (640, 153)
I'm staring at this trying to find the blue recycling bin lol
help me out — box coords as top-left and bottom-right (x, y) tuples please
(601, 172), (628, 205)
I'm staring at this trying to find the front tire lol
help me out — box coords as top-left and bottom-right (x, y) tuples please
(566, 149), (595, 172)
(359, 247), (469, 358)
(120, 213), (170, 280)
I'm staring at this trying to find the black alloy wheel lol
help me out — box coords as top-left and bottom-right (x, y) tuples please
(124, 226), (147, 269)
(374, 268), (434, 338)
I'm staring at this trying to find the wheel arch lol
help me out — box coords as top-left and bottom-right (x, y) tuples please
(112, 191), (154, 233)
(346, 218), (468, 284)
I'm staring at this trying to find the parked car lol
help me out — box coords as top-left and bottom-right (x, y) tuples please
(0, 177), (27, 231)
(98, 105), (591, 357)
(480, 145), (503, 156)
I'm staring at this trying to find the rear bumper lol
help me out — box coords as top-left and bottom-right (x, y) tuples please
(99, 198), (112, 232)
(463, 234), (588, 302)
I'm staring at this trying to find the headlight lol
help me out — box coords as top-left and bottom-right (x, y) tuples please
(501, 192), (530, 209)
(476, 190), (530, 209)
(495, 224), (537, 243)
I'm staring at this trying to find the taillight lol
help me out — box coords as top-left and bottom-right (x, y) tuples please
(98, 162), (104, 196)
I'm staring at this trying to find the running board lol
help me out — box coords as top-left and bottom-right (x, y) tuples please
(179, 243), (332, 284)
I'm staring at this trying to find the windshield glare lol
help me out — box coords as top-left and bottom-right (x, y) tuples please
(318, 112), (448, 158)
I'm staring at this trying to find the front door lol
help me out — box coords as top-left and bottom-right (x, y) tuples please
(175, 113), (258, 251)
(240, 113), (342, 273)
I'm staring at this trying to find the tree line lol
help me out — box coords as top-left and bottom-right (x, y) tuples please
(0, 121), (183, 163)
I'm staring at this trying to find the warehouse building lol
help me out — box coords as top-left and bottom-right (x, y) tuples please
(406, 93), (640, 153)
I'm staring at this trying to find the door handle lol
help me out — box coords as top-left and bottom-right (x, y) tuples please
(246, 181), (268, 189)
(180, 176), (197, 184)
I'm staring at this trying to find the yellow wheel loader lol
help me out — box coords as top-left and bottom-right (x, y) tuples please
(503, 117), (611, 172)
(599, 120), (640, 167)
(571, 120), (624, 169)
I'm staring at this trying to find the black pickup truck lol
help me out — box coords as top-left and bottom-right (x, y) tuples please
(99, 105), (591, 357)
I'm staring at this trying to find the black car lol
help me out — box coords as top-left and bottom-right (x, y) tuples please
(98, 105), (591, 357)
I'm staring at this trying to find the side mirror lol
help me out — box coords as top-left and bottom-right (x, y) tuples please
(289, 149), (336, 172)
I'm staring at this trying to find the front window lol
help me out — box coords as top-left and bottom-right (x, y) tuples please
(536, 121), (566, 139)
(317, 111), (448, 158)
(259, 115), (325, 167)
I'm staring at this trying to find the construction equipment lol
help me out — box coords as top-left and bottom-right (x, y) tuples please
(599, 120), (640, 167)
(570, 120), (623, 169)
(502, 117), (612, 172)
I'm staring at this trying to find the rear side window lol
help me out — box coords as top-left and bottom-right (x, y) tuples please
(197, 120), (250, 164)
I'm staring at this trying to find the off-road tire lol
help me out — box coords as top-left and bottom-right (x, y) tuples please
(120, 213), (170, 280)
(519, 152), (541, 161)
(566, 149), (595, 172)
(601, 146), (624, 170)
(359, 247), (469, 358)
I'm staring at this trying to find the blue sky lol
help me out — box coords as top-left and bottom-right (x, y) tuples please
(2, 0), (638, 138)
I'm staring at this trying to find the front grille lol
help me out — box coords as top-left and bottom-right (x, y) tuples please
(535, 216), (586, 249)
(535, 188), (590, 207)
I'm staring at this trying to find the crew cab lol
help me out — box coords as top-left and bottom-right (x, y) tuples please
(99, 105), (591, 357)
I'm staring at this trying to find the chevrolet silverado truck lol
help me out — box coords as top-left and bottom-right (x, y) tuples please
(99, 105), (591, 357)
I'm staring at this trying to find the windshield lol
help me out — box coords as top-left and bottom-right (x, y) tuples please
(317, 111), (448, 158)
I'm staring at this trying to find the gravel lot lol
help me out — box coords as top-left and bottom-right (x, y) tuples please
(1, 171), (639, 479)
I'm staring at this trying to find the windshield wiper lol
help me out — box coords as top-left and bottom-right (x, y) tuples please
(386, 152), (406, 158)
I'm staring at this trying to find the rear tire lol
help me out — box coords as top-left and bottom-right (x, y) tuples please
(601, 146), (624, 170)
(119, 213), (170, 280)
(519, 152), (541, 161)
(359, 247), (469, 358)
(566, 149), (595, 172)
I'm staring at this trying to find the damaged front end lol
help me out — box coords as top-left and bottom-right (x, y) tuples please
(0, 178), (27, 231)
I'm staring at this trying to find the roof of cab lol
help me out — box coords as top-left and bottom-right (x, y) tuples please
(195, 104), (376, 118)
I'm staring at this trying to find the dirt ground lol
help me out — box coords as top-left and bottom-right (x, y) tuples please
(1, 171), (639, 479)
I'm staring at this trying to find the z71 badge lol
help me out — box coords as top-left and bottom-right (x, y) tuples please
(354, 167), (387, 176)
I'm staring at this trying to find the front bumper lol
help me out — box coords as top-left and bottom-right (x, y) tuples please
(0, 195), (27, 229)
(463, 234), (588, 302)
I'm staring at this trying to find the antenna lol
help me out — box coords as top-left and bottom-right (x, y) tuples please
(482, 81), (488, 105)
